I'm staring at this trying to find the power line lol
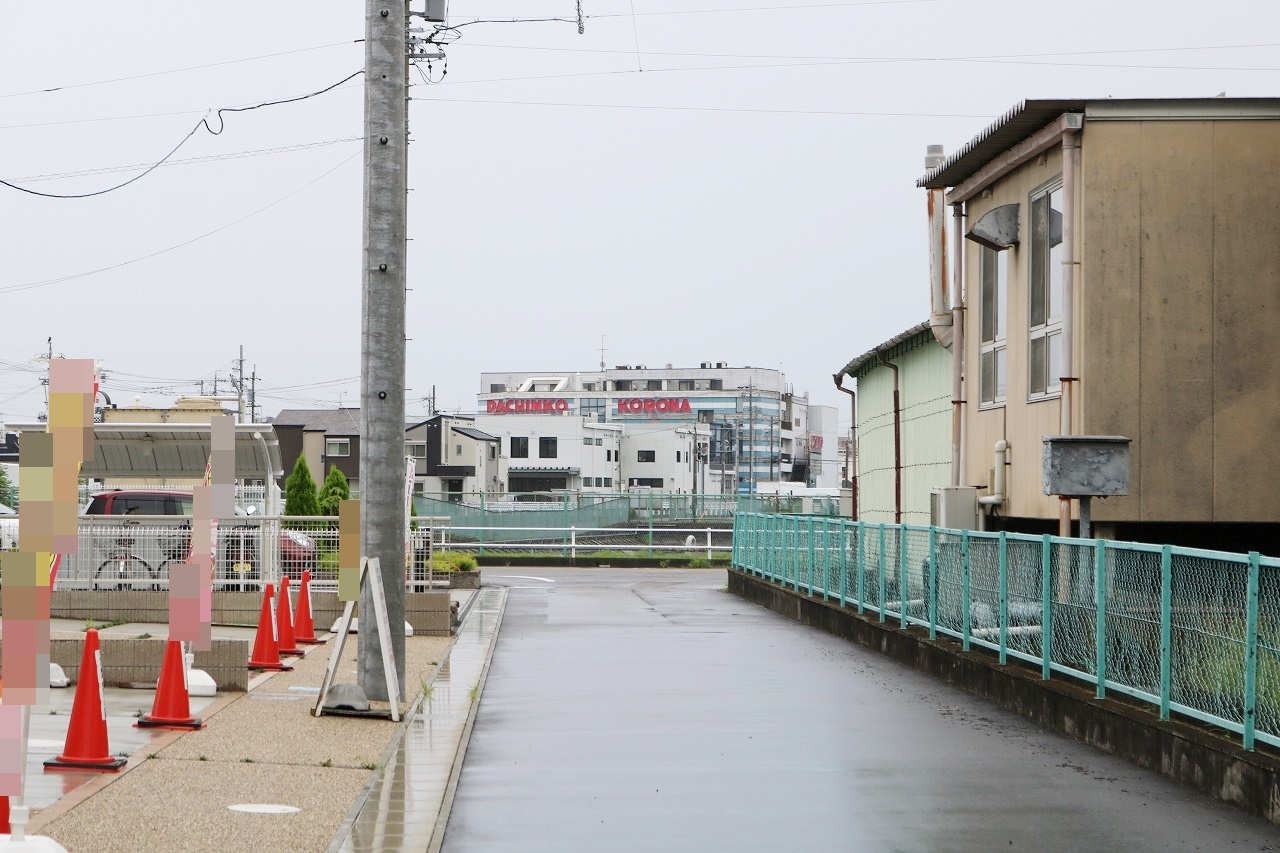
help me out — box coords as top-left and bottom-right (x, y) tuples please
(0, 149), (360, 295)
(413, 95), (991, 119)
(7, 137), (361, 184)
(0, 41), (361, 100)
(0, 71), (362, 199)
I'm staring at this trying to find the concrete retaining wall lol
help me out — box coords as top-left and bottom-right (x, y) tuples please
(729, 568), (1280, 826)
(6, 635), (249, 692)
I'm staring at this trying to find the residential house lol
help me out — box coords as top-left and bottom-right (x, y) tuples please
(920, 98), (1280, 551)
(270, 409), (361, 496)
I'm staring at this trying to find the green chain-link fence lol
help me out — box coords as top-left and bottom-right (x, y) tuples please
(733, 511), (1280, 751)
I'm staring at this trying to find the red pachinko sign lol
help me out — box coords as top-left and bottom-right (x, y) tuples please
(616, 398), (692, 415)
(487, 398), (570, 414)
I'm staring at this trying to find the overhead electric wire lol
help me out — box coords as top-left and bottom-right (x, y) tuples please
(0, 149), (361, 295)
(0, 40), (360, 100)
(7, 137), (362, 184)
(0, 71), (362, 199)
(413, 95), (991, 119)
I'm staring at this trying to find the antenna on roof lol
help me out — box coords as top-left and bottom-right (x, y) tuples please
(598, 334), (606, 371)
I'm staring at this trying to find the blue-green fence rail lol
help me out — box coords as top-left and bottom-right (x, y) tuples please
(732, 512), (1280, 751)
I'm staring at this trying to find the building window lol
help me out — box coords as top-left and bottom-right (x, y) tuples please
(629, 477), (664, 488)
(676, 451), (681, 463)
(603, 477), (613, 487)
(455, 444), (463, 456)
(606, 449), (613, 462)
(326, 439), (350, 457)
(539, 437), (558, 458)
(489, 445), (497, 460)
(581, 398), (606, 422)
(595, 437), (603, 446)
(709, 379), (723, 391)
(1029, 182), (1064, 397)
(406, 443), (426, 458)
(646, 379), (664, 391)
(583, 382), (596, 391)
(489, 383), (505, 393)
(615, 379), (632, 392)
(510, 437), (528, 458)
(678, 379), (696, 391)
(980, 246), (1009, 406)
(584, 437), (594, 446)
(637, 450), (656, 463)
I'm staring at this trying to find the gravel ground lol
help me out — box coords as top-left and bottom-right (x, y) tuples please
(39, 633), (452, 853)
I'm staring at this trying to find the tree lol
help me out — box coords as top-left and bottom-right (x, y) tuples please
(284, 455), (320, 517)
(317, 464), (351, 516)
(0, 465), (13, 508)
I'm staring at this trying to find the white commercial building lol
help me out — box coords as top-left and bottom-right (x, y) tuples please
(474, 363), (835, 494)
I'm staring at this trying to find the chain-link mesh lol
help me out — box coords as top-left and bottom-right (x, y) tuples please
(730, 512), (1280, 749)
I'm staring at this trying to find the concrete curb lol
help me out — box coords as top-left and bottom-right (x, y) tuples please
(729, 567), (1280, 826)
(427, 587), (508, 853)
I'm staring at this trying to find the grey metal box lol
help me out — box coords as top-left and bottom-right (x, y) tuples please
(1042, 435), (1131, 497)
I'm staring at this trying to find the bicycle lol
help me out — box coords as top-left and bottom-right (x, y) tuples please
(94, 530), (157, 590)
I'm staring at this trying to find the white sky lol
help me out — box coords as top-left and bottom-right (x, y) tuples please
(3, 1), (1279, 428)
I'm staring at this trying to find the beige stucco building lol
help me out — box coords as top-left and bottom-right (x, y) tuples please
(921, 98), (1280, 551)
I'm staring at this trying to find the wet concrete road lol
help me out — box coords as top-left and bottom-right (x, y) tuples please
(441, 569), (1279, 852)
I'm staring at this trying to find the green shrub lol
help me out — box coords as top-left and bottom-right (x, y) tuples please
(689, 557), (711, 568)
(430, 551), (477, 572)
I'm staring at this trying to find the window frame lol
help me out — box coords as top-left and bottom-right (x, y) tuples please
(979, 245), (1009, 407)
(637, 449), (656, 463)
(538, 436), (558, 458)
(1028, 179), (1065, 399)
(510, 436), (529, 458)
(325, 438), (351, 457)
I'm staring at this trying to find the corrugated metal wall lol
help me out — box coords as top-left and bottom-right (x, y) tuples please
(855, 341), (952, 524)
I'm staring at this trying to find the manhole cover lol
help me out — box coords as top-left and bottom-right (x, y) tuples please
(228, 804), (301, 814)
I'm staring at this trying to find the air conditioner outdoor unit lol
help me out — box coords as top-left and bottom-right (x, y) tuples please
(930, 486), (978, 530)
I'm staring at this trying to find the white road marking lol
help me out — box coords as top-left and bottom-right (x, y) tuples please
(489, 575), (555, 583)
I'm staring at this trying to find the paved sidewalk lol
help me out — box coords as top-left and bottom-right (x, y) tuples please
(16, 589), (492, 853)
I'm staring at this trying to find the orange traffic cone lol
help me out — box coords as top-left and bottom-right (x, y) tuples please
(45, 630), (127, 771)
(275, 577), (302, 657)
(136, 640), (205, 730)
(248, 584), (292, 672)
(294, 569), (324, 645)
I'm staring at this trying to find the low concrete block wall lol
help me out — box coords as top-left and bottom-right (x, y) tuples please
(729, 568), (1280, 826)
(4, 635), (248, 692)
(50, 589), (453, 636)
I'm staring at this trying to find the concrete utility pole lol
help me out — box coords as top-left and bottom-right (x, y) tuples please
(359, 0), (409, 700)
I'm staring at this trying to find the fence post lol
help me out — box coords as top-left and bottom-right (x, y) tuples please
(878, 524), (887, 624)
(1159, 544), (1172, 719)
(928, 526), (938, 640)
(856, 522), (866, 615)
(706, 528), (713, 562)
(570, 526), (577, 560)
(840, 522), (849, 607)
(1041, 534), (1053, 681)
(1244, 550), (1260, 751)
(647, 497), (654, 559)
(961, 530), (971, 652)
(1094, 540), (1107, 699)
(821, 518), (831, 602)
(807, 516), (816, 596)
(998, 531), (1008, 666)
(898, 524), (908, 629)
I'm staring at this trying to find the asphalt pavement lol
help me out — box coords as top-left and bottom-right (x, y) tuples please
(439, 568), (1280, 853)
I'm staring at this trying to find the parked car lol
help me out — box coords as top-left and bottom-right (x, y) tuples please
(82, 490), (316, 589)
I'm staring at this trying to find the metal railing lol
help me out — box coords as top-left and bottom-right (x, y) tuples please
(732, 512), (1280, 751)
(43, 516), (449, 593)
(433, 525), (733, 560)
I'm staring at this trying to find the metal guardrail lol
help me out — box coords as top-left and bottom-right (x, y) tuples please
(433, 525), (734, 559)
(732, 511), (1280, 751)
